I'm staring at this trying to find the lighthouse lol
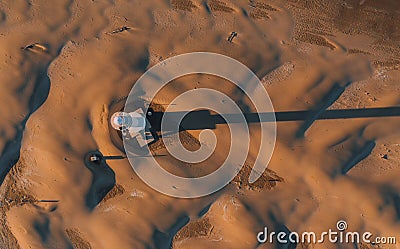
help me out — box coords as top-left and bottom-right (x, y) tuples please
(110, 109), (154, 147)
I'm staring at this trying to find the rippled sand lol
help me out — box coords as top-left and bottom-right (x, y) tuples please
(0, 0), (399, 248)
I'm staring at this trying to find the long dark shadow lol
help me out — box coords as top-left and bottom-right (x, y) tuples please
(102, 155), (167, 160)
(84, 151), (115, 211)
(147, 107), (400, 132)
(0, 64), (51, 186)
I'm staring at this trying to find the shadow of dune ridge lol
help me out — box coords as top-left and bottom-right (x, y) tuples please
(33, 216), (51, 243)
(152, 214), (190, 249)
(379, 185), (400, 221)
(83, 151), (116, 211)
(267, 212), (297, 249)
(339, 140), (376, 176)
(32, 212), (74, 249)
(0, 61), (51, 186)
(295, 82), (348, 138)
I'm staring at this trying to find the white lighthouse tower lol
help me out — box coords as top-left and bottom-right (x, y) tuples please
(110, 109), (154, 147)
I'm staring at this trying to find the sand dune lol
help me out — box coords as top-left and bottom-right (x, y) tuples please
(0, 0), (399, 248)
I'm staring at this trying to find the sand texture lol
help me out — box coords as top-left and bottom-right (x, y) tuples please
(0, 0), (399, 248)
